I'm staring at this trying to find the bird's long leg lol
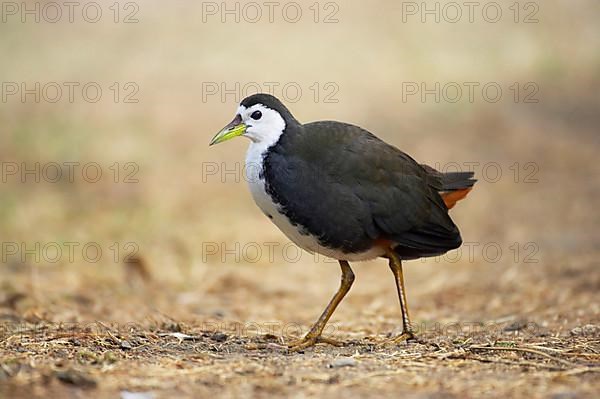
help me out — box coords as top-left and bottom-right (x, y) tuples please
(386, 249), (415, 343)
(287, 260), (355, 351)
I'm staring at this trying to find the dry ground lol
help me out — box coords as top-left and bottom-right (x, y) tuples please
(1, 1), (600, 398)
(1, 242), (599, 398)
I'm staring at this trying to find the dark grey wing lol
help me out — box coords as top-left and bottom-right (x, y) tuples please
(263, 121), (462, 258)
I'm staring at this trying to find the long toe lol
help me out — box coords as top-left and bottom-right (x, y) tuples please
(383, 331), (417, 346)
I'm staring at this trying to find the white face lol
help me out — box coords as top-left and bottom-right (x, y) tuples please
(238, 103), (286, 146)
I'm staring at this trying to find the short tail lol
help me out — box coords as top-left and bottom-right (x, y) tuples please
(440, 172), (476, 209)
(441, 171), (476, 191)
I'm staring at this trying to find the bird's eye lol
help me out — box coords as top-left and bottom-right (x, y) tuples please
(251, 110), (262, 120)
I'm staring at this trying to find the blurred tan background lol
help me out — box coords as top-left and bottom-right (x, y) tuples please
(1, 1), (599, 397)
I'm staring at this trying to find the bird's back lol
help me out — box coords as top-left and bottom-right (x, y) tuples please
(262, 120), (469, 260)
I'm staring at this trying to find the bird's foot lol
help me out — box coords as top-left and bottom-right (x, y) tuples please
(287, 334), (343, 352)
(385, 331), (416, 345)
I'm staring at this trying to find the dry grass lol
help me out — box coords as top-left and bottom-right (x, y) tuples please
(1, 312), (599, 398)
(1, 239), (598, 398)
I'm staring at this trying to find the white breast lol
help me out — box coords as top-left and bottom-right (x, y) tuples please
(245, 142), (320, 254)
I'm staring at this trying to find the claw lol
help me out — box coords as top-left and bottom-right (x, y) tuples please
(384, 331), (416, 345)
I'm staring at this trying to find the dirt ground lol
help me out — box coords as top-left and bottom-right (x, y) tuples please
(1, 256), (599, 399)
(2, 1), (600, 398)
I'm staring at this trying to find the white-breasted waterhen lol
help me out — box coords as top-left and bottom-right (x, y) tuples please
(210, 93), (476, 351)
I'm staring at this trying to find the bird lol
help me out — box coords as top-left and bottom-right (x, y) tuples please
(210, 93), (476, 351)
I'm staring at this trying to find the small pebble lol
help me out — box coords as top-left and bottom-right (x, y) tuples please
(503, 319), (528, 332)
(55, 369), (97, 388)
(570, 324), (599, 337)
(121, 391), (155, 399)
(211, 332), (228, 342)
(551, 392), (579, 399)
(120, 340), (133, 350)
(328, 357), (357, 368)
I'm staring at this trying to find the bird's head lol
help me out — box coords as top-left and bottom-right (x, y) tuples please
(209, 93), (298, 146)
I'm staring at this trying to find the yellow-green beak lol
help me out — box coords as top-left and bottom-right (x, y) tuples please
(209, 114), (246, 146)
